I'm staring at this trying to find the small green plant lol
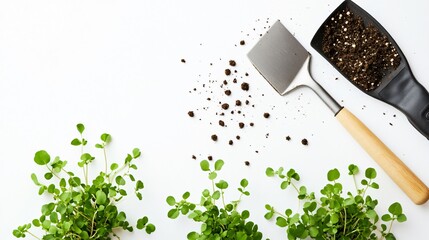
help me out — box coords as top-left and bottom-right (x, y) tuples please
(166, 159), (264, 240)
(265, 164), (406, 240)
(13, 123), (155, 240)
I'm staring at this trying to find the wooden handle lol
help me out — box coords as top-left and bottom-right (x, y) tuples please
(336, 108), (429, 205)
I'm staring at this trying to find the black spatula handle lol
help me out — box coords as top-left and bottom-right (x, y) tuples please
(380, 66), (429, 139)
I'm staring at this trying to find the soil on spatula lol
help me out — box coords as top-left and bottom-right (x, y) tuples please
(322, 8), (401, 91)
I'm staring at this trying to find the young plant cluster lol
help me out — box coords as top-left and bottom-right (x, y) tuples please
(166, 159), (264, 240)
(13, 124), (155, 240)
(265, 164), (406, 240)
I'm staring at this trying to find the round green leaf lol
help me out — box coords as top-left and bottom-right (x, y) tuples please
(240, 179), (248, 188)
(115, 176), (126, 186)
(397, 214), (407, 222)
(214, 160), (224, 171)
(96, 190), (107, 205)
(182, 191), (190, 199)
(276, 217), (287, 227)
(34, 150), (50, 165)
(327, 168), (340, 181)
(348, 164), (359, 175)
(365, 168), (377, 179)
(145, 223), (156, 234)
(76, 123), (85, 134)
(167, 209), (180, 219)
(200, 160), (210, 171)
(71, 138), (81, 146)
(265, 167), (275, 177)
(166, 196), (176, 206)
(388, 202), (402, 215)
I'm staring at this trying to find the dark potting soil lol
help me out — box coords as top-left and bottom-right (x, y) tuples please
(322, 8), (401, 91)
(301, 138), (308, 146)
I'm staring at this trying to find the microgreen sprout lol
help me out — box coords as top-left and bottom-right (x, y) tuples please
(13, 123), (155, 239)
(167, 159), (264, 240)
(265, 164), (406, 240)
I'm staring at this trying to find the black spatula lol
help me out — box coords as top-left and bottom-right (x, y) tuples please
(311, 0), (429, 140)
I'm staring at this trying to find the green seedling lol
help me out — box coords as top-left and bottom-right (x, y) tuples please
(167, 159), (264, 240)
(265, 164), (406, 240)
(13, 123), (155, 240)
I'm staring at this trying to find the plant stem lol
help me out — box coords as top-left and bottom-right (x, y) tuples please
(27, 231), (41, 240)
(103, 147), (108, 174)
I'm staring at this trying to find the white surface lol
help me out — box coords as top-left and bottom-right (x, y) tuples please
(1, 0), (428, 239)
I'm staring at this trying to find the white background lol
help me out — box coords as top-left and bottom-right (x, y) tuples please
(1, 0), (428, 239)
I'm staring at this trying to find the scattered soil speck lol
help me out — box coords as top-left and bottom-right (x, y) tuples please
(229, 60), (236, 67)
(225, 90), (232, 96)
(221, 103), (229, 110)
(188, 111), (195, 117)
(245, 161), (250, 166)
(286, 136), (291, 141)
(301, 138), (308, 146)
(241, 82), (250, 91)
(263, 112), (270, 118)
(225, 69), (232, 76)
(211, 134), (218, 141)
(181, 59), (186, 63)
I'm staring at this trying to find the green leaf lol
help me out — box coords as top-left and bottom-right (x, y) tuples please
(145, 223), (156, 234)
(208, 172), (217, 180)
(212, 190), (221, 200)
(397, 214), (407, 222)
(100, 133), (112, 143)
(132, 148), (141, 158)
(276, 217), (287, 227)
(365, 168), (377, 179)
(136, 180), (144, 190)
(280, 181), (289, 189)
(44, 172), (53, 180)
(166, 196), (176, 206)
(167, 209), (180, 219)
(187, 232), (199, 240)
(182, 191), (190, 199)
(137, 217), (148, 229)
(214, 159), (224, 171)
(76, 123), (85, 134)
(382, 214), (392, 221)
(264, 211), (274, 220)
(200, 160), (210, 171)
(240, 179), (248, 188)
(71, 138), (81, 146)
(241, 210), (250, 219)
(327, 168), (340, 181)
(34, 150), (50, 165)
(115, 176), (126, 186)
(348, 164), (359, 175)
(388, 202), (402, 215)
(215, 180), (228, 189)
(265, 167), (275, 177)
(96, 190), (107, 205)
(31, 173), (41, 186)
(110, 163), (119, 171)
(309, 226), (319, 237)
(50, 212), (58, 223)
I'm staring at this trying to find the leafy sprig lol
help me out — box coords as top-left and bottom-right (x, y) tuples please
(265, 164), (406, 240)
(167, 159), (264, 240)
(13, 123), (155, 239)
